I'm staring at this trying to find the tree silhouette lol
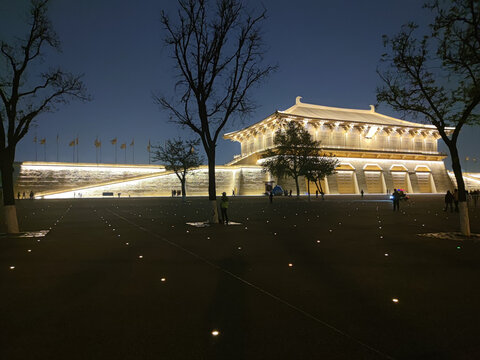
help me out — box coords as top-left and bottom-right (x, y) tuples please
(151, 138), (203, 200)
(262, 121), (337, 197)
(157, 0), (275, 222)
(0, 0), (89, 232)
(377, 0), (479, 236)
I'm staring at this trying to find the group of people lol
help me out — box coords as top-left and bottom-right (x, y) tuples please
(17, 191), (34, 200)
(444, 188), (479, 212)
(391, 189), (402, 211)
(171, 190), (182, 197)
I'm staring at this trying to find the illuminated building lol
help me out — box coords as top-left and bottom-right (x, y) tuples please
(13, 98), (480, 198)
(223, 97), (454, 194)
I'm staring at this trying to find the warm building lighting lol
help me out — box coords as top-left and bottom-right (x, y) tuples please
(17, 98), (467, 199)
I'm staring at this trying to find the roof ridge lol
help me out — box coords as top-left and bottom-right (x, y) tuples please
(282, 96), (426, 127)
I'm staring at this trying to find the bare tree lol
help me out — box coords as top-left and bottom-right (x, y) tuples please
(151, 138), (203, 200)
(377, 0), (480, 236)
(0, 0), (89, 233)
(157, 0), (275, 222)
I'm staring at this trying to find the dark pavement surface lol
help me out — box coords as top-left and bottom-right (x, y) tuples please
(1, 195), (479, 360)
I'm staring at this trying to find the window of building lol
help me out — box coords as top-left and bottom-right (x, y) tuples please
(389, 136), (399, 150)
(332, 128), (345, 147)
(415, 139), (423, 151)
(248, 140), (254, 153)
(265, 134), (273, 148)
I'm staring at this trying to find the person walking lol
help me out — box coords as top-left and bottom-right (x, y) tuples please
(269, 191), (273, 203)
(444, 190), (454, 212)
(392, 189), (400, 211)
(360, 189), (364, 198)
(315, 190), (319, 198)
(220, 192), (229, 225)
(453, 189), (459, 212)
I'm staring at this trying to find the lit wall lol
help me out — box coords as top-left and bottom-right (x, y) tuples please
(16, 162), (165, 196)
(31, 165), (268, 199)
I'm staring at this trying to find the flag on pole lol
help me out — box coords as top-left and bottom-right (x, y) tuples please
(111, 138), (117, 145)
(147, 140), (151, 152)
(40, 138), (46, 144)
(33, 136), (37, 143)
(94, 138), (101, 148)
(76, 137), (79, 145)
(120, 143), (126, 149)
(130, 139), (134, 146)
(69, 140), (75, 147)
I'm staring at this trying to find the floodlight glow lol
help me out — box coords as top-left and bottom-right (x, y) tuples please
(365, 126), (378, 139)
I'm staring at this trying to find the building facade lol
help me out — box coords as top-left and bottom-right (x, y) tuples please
(14, 97), (473, 199)
(223, 97), (453, 194)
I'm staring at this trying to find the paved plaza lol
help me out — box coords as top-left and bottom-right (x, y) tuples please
(1, 195), (479, 359)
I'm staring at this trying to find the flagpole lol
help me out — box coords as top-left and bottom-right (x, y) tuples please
(44, 142), (46, 161)
(148, 139), (151, 164)
(34, 135), (38, 161)
(56, 134), (59, 162)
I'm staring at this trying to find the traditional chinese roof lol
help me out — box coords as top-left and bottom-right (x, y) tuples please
(224, 96), (450, 140)
(281, 97), (430, 127)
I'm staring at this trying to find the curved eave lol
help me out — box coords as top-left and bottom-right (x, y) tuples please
(277, 112), (452, 132)
(223, 112), (453, 143)
(223, 112), (280, 141)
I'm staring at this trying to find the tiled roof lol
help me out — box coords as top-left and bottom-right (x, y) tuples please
(280, 97), (433, 128)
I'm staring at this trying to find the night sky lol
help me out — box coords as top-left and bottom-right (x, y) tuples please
(1, 0), (479, 171)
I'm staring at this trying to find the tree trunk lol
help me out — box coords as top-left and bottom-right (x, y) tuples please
(1, 149), (20, 233)
(206, 149), (219, 223)
(307, 179), (310, 201)
(314, 179), (324, 193)
(294, 175), (300, 197)
(450, 144), (471, 236)
(181, 177), (187, 202)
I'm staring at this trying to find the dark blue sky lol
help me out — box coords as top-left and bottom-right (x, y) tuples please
(1, 0), (479, 171)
